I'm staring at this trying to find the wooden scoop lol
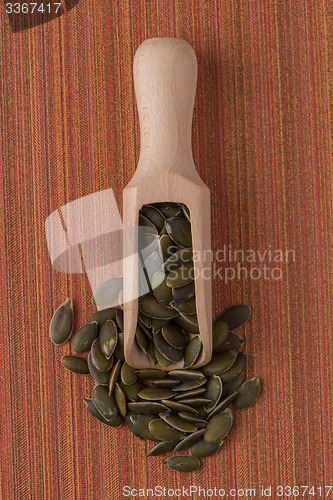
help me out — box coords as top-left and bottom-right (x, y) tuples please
(123, 37), (212, 370)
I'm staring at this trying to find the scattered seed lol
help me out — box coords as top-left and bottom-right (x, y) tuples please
(190, 438), (222, 458)
(147, 441), (178, 456)
(204, 409), (233, 443)
(184, 336), (202, 369)
(61, 355), (89, 375)
(72, 321), (98, 353)
(49, 298), (73, 345)
(235, 377), (260, 409)
(99, 319), (118, 359)
(174, 429), (205, 452)
(149, 419), (186, 442)
(219, 305), (251, 330)
(164, 455), (200, 472)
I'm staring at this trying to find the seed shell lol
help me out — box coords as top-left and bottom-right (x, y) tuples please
(149, 419), (186, 442)
(154, 202), (182, 218)
(147, 441), (178, 456)
(174, 429), (205, 452)
(49, 298), (73, 345)
(61, 355), (89, 375)
(219, 305), (251, 330)
(72, 321), (98, 353)
(235, 377), (260, 409)
(164, 455), (200, 472)
(204, 409), (233, 443)
(99, 319), (118, 359)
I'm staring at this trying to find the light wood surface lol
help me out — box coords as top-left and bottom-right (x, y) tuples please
(123, 37), (212, 369)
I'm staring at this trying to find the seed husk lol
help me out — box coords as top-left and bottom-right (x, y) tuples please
(176, 398), (212, 408)
(161, 324), (190, 349)
(91, 338), (113, 372)
(219, 352), (247, 383)
(190, 438), (222, 458)
(135, 368), (167, 380)
(120, 380), (141, 401)
(173, 378), (207, 392)
(212, 320), (229, 352)
(204, 409), (233, 443)
(61, 355), (89, 374)
(92, 385), (119, 423)
(163, 248), (193, 272)
(140, 205), (165, 231)
(201, 350), (238, 376)
(89, 307), (117, 327)
(222, 373), (243, 397)
(204, 375), (223, 411)
(92, 277), (123, 307)
(108, 359), (122, 395)
(114, 332), (125, 361)
(184, 336), (202, 369)
(138, 387), (174, 401)
(49, 298), (73, 345)
(135, 324), (149, 354)
(172, 281), (195, 302)
(114, 383), (127, 417)
(154, 202), (182, 219)
(84, 398), (122, 427)
(165, 217), (192, 248)
(166, 262), (194, 288)
(160, 412), (197, 433)
(151, 379), (180, 388)
(178, 412), (207, 426)
(173, 314), (199, 334)
(161, 400), (198, 414)
(130, 414), (160, 441)
(207, 392), (238, 419)
(87, 352), (112, 385)
(149, 419), (186, 442)
(115, 308), (124, 331)
(125, 412), (144, 439)
(154, 347), (173, 367)
(99, 319), (118, 359)
(219, 305), (251, 330)
(171, 297), (196, 315)
(121, 362), (139, 385)
(152, 271), (173, 306)
(72, 321), (98, 353)
(154, 332), (184, 363)
(169, 369), (205, 380)
(174, 429), (205, 452)
(164, 455), (200, 472)
(174, 387), (206, 400)
(139, 295), (178, 320)
(147, 441), (178, 456)
(235, 377), (260, 409)
(127, 402), (170, 414)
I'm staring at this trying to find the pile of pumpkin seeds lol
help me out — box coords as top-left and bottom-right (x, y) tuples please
(50, 298), (260, 472)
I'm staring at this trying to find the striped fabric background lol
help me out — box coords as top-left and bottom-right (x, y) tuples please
(0, 1), (332, 499)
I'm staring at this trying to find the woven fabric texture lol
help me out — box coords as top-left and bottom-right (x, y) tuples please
(0, 1), (332, 499)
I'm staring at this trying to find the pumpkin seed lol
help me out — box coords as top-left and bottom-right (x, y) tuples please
(138, 232), (159, 258)
(219, 352), (247, 383)
(114, 332), (125, 361)
(202, 350), (238, 376)
(152, 272), (173, 306)
(139, 213), (157, 230)
(178, 412), (207, 426)
(173, 378), (207, 392)
(165, 217), (192, 248)
(160, 412), (197, 433)
(174, 387), (206, 400)
(88, 352), (111, 385)
(172, 281), (195, 301)
(115, 308), (124, 331)
(140, 205), (165, 231)
(207, 392), (238, 419)
(114, 383), (127, 417)
(184, 336), (202, 369)
(72, 321), (98, 353)
(151, 317), (170, 334)
(91, 338), (113, 372)
(219, 305), (251, 330)
(99, 319), (118, 359)
(222, 373), (243, 397)
(204, 375), (223, 411)
(154, 347), (173, 367)
(149, 419), (186, 442)
(171, 297), (196, 315)
(154, 331), (184, 363)
(138, 387), (174, 401)
(161, 324), (190, 349)
(92, 385), (119, 423)
(212, 321), (229, 352)
(147, 441), (178, 456)
(49, 298), (73, 345)
(218, 332), (245, 352)
(144, 250), (164, 281)
(84, 398), (121, 427)
(174, 429), (205, 452)
(108, 359), (122, 395)
(161, 400), (198, 414)
(125, 411), (143, 440)
(169, 369), (205, 380)
(127, 402), (170, 414)
(135, 324), (149, 354)
(138, 320), (153, 340)
(190, 438), (222, 458)
(138, 311), (152, 329)
(121, 362), (138, 385)
(148, 340), (158, 365)
(120, 380), (141, 401)
(129, 414), (160, 441)
(204, 409), (233, 443)
(179, 312), (198, 326)
(135, 368), (167, 379)
(235, 377), (260, 409)
(163, 248), (193, 272)
(139, 295), (178, 320)
(89, 307), (117, 327)
(92, 277), (123, 307)
(164, 455), (200, 472)
(61, 355), (89, 374)
(166, 262), (194, 288)
(154, 202), (182, 219)
(176, 398), (212, 408)
(173, 314), (199, 334)
(151, 379), (180, 388)
(158, 234), (174, 261)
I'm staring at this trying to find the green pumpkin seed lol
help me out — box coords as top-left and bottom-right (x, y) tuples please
(171, 297), (196, 315)
(120, 380), (141, 401)
(222, 373), (243, 397)
(201, 350), (238, 376)
(151, 317), (170, 334)
(165, 217), (192, 248)
(92, 385), (119, 423)
(173, 314), (199, 334)
(129, 414), (160, 441)
(135, 368), (167, 379)
(140, 205), (165, 231)
(139, 213), (157, 230)
(91, 338), (113, 372)
(174, 429), (205, 452)
(84, 398), (122, 427)
(179, 312), (198, 326)
(61, 355), (89, 374)
(169, 369), (205, 380)
(154, 202), (182, 219)
(89, 307), (117, 327)
(147, 441), (178, 456)
(154, 347), (173, 367)
(176, 398), (212, 408)
(173, 378), (207, 392)
(217, 332), (245, 352)
(135, 324), (149, 354)
(127, 401), (170, 414)
(138, 320), (153, 340)
(235, 377), (260, 409)
(151, 379), (180, 388)
(92, 277), (123, 307)
(115, 308), (124, 331)
(219, 305), (251, 330)
(152, 272), (173, 306)
(138, 232), (159, 258)
(163, 248), (193, 272)
(72, 321), (98, 353)
(121, 362), (138, 385)
(182, 204), (191, 221)
(138, 387), (174, 401)
(184, 336), (202, 369)
(190, 438), (222, 458)
(149, 419), (186, 442)
(172, 281), (195, 301)
(154, 332), (184, 363)
(219, 352), (247, 383)
(178, 412), (207, 426)
(196, 407), (209, 419)
(139, 295), (178, 320)
(207, 392), (238, 419)
(88, 352), (112, 385)
(148, 340), (158, 365)
(114, 332), (125, 361)
(158, 234), (175, 261)
(143, 250), (164, 281)
(114, 383), (127, 417)
(160, 412), (197, 433)
(99, 319), (118, 359)
(125, 411), (144, 439)
(161, 400), (198, 414)
(108, 359), (122, 395)
(204, 375), (223, 411)
(138, 311), (152, 329)
(49, 298), (73, 345)
(204, 409), (233, 443)
(174, 387), (206, 400)
(212, 321), (229, 352)
(161, 324), (190, 349)
(166, 262), (194, 288)
(164, 455), (200, 472)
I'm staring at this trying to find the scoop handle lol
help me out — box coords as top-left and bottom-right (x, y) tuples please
(133, 38), (198, 178)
